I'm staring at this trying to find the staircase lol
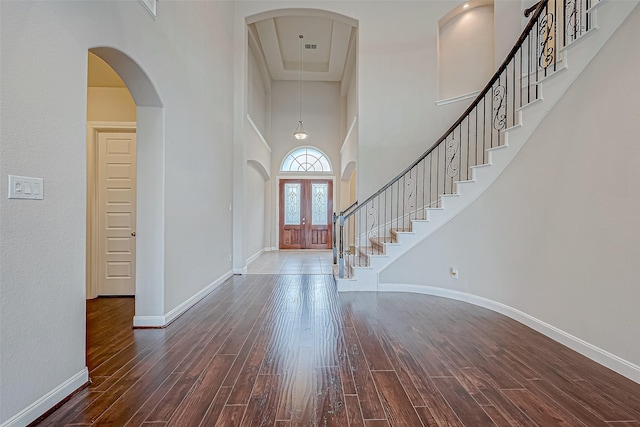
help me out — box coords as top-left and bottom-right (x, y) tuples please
(335, 0), (639, 292)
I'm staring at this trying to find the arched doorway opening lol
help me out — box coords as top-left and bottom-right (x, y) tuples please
(238, 8), (359, 263)
(86, 47), (165, 329)
(86, 52), (137, 298)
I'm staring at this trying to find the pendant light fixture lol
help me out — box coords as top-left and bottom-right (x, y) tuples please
(293, 34), (308, 140)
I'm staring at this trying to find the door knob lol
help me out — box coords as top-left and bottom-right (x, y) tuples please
(131, 232), (136, 237)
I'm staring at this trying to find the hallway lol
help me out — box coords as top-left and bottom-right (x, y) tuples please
(38, 274), (640, 426)
(246, 250), (333, 275)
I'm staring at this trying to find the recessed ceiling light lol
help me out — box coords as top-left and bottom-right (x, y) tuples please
(463, 3), (470, 9)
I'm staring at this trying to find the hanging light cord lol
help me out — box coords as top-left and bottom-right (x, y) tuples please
(299, 34), (304, 123)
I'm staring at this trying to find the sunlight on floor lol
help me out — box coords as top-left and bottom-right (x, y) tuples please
(246, 250), (334, 275)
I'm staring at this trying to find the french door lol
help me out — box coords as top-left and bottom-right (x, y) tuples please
(279, 179), (333, 249)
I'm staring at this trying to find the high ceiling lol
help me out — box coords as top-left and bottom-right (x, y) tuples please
(250, 15), (356, 82)
(89, 17), (356, 86)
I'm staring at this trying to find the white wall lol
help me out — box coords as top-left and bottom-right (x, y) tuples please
(248, 44), (269, 137)
(160, 1), (234, 313)
(340, 55), (358, 202)
(244, 43), (271, 262)
(381, 4), (640, 369)
(438, 5), (495, 100)
(244, 164), (267, 260)
(349, 2), (472, 200)
(494, 0), (526, 68)
(0, 0), (235, 423)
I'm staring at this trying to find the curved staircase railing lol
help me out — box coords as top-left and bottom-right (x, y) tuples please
(336, 0), (593, 278)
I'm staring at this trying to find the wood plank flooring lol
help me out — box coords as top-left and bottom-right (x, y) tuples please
(37, 274), (640, 426)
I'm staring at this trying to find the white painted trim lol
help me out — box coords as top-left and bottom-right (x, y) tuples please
(164, 270), (234, 325)
(247, 26), (272, 93)
(133, 270), (233, 328)
(132, 315), (165, 328)
(436, 90), (481, 106)
(378, 283), (640, 384)
(340, 116), (358, 154)
(246, 114), (272, 152)
(246, 248), (264, 265)
(0, 368), (89, 427)
(233, 267), (248, 275)
(139, 0), (157, 18)
(86, 122), (137, 300)
(561, 26), (599, 51)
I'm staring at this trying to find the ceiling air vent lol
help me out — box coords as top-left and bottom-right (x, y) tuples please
(305, 44), (317, 50)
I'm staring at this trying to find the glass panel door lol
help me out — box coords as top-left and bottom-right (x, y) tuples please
(284, 183), (301, 225)
(279, 179), (333, 250)
(311, 183), (328, 226)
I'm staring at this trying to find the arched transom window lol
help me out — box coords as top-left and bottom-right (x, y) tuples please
(280, 147), (332, 172)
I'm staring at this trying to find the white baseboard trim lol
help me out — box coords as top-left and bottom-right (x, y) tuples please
(164, 270), (233, 326)
(233, 267), (248, 275)
(1, 368), (88, 427)
(246, 248), (264, 265)
(133, 270), (233, 328)
(379, 283), (640, 384)
(133, 315), (165, 328)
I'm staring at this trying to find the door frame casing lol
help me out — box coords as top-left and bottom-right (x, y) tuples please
(275, 174), (336, 250)
(86, 121), (136, 299)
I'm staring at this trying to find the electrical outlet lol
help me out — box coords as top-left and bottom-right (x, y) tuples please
(450, 268), (459, 279)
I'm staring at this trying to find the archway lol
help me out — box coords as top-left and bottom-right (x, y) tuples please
(235, 8), (359, 266)
(87, 47), (165, 328)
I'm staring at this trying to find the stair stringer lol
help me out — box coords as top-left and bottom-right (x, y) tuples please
(337, 0), (639, 292)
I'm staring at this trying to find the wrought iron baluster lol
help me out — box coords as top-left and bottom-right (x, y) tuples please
(519, 43), (523, 108)
(527, 34), (531, 104)
(416, 157), (427, 219)
(338, 215), (344, 278)
(402, 176), (406, 230)
(539, 5), (555, 73)
(512, 57), (516, 127)
(377, 193), (381, 251)
(474, 106), (478, 169)
(586, 0), (591, 33)
(332, 212), (337, 264)
(416, 163), (420, 219)
(493, 81), (507, 152)
(396, 180), (399, 231)
(436, 142), (440, 207)
(483, 94), (487, 163)
(389, 188), (392, 236)
(429, 154), (433, 215)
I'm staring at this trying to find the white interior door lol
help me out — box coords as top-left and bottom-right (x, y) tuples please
(97, 131), (136, 295)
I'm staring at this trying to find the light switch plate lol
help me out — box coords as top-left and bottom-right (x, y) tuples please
(8, 175), (44, 200)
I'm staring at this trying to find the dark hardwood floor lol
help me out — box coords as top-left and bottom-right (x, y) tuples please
(38, 274), (640, 426)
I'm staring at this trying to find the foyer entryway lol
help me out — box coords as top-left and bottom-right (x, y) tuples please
(247, 250), (333, 274)
(279, 179), (333, 249)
